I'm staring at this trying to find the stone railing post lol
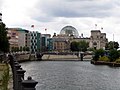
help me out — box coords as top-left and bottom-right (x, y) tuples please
(14, 64), (21, 89)
(15, 64), (21, 71)
(22, 76), (38, 90)
(80, 53), (83, 61)
(16, 68), (26, 90)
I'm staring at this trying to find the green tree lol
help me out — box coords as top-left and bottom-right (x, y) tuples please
(15, 47), (19, 52)
(109, 49), (119, 62)
(23, 46), (26, 51)
(93, 49), (105, 61)
(26, 47), (30, 51)
(22, 46), (30, 52)
(11, 47), (19, 52)
(105, 41), (119, 50)
(0, 23), (9, 53)
(70, 41), (79, 51)
(19, 46), (23, 52)
(11, 47), (15, 52)
(70, 41), (89, 52)
(78, 40), (89, 52)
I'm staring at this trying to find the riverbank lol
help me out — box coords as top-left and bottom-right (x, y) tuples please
(15, 54), (37, 63)
(91, 60), (120, 67)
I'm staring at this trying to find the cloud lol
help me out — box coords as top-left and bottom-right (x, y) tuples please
(0, 0), (4, 11)
(32, 0), (119, 20)
(2, 0), (120, 44)
(26, 0), (120, 23)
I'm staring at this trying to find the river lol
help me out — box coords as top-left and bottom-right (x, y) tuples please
(21, 61), (120, 90)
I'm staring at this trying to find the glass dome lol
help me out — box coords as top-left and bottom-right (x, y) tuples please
(60, 26), (79, 38)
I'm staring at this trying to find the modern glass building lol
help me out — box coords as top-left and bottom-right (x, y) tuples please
(47, 38), (53, 51)
(30, 31), (41, 53)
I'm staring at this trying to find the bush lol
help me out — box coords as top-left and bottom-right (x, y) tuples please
(115, 58), (120, 63)
(99, 56), (110, 62)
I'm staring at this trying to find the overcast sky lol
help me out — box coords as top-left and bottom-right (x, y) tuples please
(1, 0), (120, 44)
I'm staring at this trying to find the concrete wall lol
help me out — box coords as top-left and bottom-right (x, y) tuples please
(16, 54), (36, 62)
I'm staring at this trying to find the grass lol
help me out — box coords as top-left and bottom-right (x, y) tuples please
(0, 63), (10, 90)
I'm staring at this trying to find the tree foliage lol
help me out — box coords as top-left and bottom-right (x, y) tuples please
(70, 40), (89, 52)
(11, 46), (30, 52)
(93, 49), (105, 61)
(26, 47), (30, 51)
(11, 47), (19, 52)
(23, 46), (30, 51)
(20, 46), (23, 51)
(109, 49), (119, 62)
(105, 41), (119, 50)
(0, 23), (9, 53)
(70, 41), (79, 51)
(78, 40), (89, 52)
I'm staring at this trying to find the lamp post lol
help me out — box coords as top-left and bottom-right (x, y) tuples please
(113, 34), (114, 49)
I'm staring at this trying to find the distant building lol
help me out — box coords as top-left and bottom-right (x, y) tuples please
(41, 34), (51, 52)
(53, 34), (70, 52)
(30, 31), (41, 53)
(52, 26), (108, 52)
(7, 28), (19, 51)
(7, 28), (30, 52)
(17, 28), (30, 48)
(89, 30), (108, 49)
(7, 25), (108, 53)
(47, 38), (53, 51)
(60, 26), (79, 38)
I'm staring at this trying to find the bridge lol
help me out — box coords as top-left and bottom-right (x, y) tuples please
(36, 52), (93, 61)
(6, 52), (92, 62)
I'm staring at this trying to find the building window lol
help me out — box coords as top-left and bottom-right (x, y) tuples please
(93, 42), (97, 45)
(100, 36), (103, 38)
(12, 33), (16, 35)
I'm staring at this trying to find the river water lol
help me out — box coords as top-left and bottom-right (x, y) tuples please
(21, 61), (120, 90)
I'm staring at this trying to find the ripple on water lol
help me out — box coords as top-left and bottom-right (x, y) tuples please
(21, 61), (120, 90)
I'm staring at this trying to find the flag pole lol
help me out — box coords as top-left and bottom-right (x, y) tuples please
(95, 24), (97, 29)
(113, 34), (114, 49)
(101, 27), (103, 30)
(31, 25), (34, 31)
(45, 28), (47, 34)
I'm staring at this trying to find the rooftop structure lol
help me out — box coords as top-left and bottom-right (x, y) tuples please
(60, 26), (79, 38)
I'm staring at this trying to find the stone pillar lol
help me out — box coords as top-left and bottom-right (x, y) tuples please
(16, 68), (26, 90)
(22, 76), (38, 90)
(14, 61), (19, 65)
(80, 53), (83, 61)
(15, 64), (21, 70)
